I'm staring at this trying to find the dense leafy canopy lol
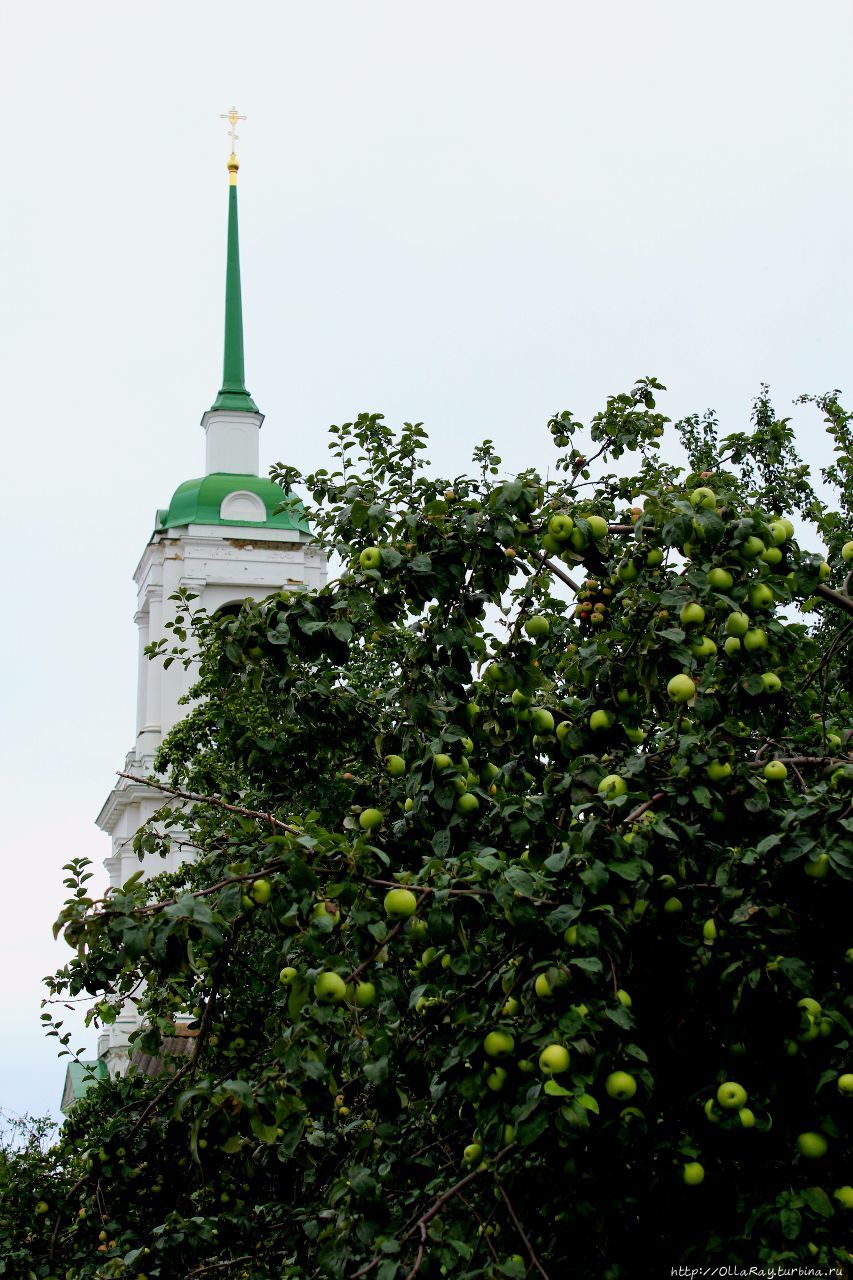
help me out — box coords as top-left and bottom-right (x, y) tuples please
(4, 381), (853, 1278)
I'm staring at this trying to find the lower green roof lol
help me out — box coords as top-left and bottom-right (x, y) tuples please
(158, 474), (310, 533)
(62, 1059), (108, 1113)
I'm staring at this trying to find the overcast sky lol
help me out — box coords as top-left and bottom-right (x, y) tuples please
(1, 1), (851, 1124)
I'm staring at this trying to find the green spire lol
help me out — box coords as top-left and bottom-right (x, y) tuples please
(211, 154), (259, 414)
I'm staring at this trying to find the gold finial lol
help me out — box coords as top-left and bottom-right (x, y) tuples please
(220, 106), (246, 184)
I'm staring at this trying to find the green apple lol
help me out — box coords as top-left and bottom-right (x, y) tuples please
(682, 1161), (705, 1186)
(346, 980), (377, 1008)
(531, 708), (555, 734)
(359, 808), (384, 832)
(740, 536), (765, 559)
(748, 583), (774, 610)
(716, 1081), (748, 1111)
(605, 1070), (637, 1101)
(250, 878), (272, 905)
(385, 754), (406, 776)
(359, 546), (383, 570)
(511, 688), (532, 709)
(311, 902), (339, 927)
(589, 709), (614, 732)
(804, 853), (830, 879)
(569, 528), (588, 552)
(456, 792), (480, 816)
(404, 797), (414, 812)
(663, 896), (683, 914)
(483, 1030), (515, 1058)
(563, 925), (578, 946)
(534, 973), (553, 999)
(743, 628), (768, 652)
(646, 548), (664, 567)
(760, 672), (782, 694)
(723, 636), (742, 656)
(760, 545), (783, 565)
(706, 761), (731, 783)
(279, 966), (298, 985)
(707, 567), (734, 590)
(691, 487), (716, 510)
(837, 1073), (853, 1096)
(702, 918), (718, 942)
(486, 1067), (507, 1092)
(501, 996), (520, 1017)
(833, 1185), (853, 1208)
(433, 752), (453, 770)
(616, 988), (632, 1008)
(842, 540), (853, 563)
(796, 1131), (828, 1158)
(384, 888), (418, 918)
(679, 602), (706, 626)
(763, 760), (787, 782)
(598, 774), (627, 799)
(704, 1098), (720, 1124)
(738, 1107), (756, 1128)
(667, 674), (696, 703)
(548, 513), (574, 541)
(797, 997), (821, 1017)
(462, 1142), (483, 1165)
(524, 614), (550, 639)
(625, 726), (646, 744)
(313, 971), (347, 1003)
(538, 1043), (571, 1074)
(586, 514), (609, 540)
(618, 560), (639, 582)
(818, 561), (831, 581)
(725, 611), (750, 637)
(768, 520), (790, 546)
(35, 1200), (49, 1215)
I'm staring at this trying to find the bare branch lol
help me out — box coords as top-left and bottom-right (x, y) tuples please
(497, 1182), (552, 1280)
(118, 772), (301, 835)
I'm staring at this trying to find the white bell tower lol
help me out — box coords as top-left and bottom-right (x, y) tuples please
(86, 118), (326, 1083)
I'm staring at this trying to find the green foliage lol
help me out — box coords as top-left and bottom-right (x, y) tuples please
(9, 381), (853, 1278)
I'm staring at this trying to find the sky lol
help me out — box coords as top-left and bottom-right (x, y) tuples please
(0, 1), (851, 1124)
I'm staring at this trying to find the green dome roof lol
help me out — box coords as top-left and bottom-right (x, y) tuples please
(158, 473), (310, 533)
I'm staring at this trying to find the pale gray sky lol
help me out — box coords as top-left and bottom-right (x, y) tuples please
(1, 1), (851, 1121)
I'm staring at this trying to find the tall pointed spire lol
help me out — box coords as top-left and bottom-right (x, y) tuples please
(211, 108), (259, 414)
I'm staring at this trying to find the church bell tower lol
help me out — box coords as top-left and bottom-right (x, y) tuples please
(87, 113), (327, 1082)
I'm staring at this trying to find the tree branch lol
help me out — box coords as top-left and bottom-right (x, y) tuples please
(623, 792), (665, 825)
(497, 1182), (552, 1280)
(118, 772), (301, 835)
(127, 923), (241, 1138)
(815, 583), (853, 616)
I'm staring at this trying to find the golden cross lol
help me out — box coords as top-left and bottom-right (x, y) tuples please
(219, 106), (246, 155)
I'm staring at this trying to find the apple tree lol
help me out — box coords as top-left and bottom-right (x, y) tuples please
(13, 380), (853, 1278)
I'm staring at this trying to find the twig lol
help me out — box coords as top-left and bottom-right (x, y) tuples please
(187, 1249), (288, 1277)
(747, 756), (849, 768)
(623, 792), (665, 825)
(606, 951), (619, 999)
(800, 620), (853, 690)
(530, 549), (581, 593)
(346, 915), (408, 984)
(349, 1146), (516, 1278)
(409, 949), (522, 1045)
(404, 1223), (428, 1280)
(118, 773), (301, 835)
(497, 1183), (552, 1280)
(127, 923), (241, 1138)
